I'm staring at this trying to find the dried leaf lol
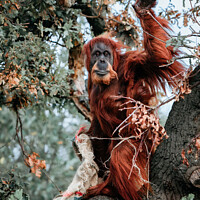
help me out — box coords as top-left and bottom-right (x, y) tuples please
(183, 14), (188, 27)
(187, 146), (193, 154)
(181, 149), (189, 166)
(195, 138), (200, 151)
(129, 102), (167, 150)
(175, 13), (181, 18)
(25, 152), (46, 178)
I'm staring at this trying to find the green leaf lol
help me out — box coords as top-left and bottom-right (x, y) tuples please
(181, 194), (195, 200)
(8, 189), (23, 200)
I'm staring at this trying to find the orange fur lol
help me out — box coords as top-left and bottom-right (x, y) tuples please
(91, 62), (118, 85)
(81, 6), (185, 200)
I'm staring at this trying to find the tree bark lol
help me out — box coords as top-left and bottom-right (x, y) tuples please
(72, 1), (106, 36)
(149, 65), (200, 200)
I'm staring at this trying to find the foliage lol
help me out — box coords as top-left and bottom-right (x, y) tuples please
(181, 194), (195, 200)
(0, 106), (87, 199)
(25, 152), (46, 178)
(0, 172), (29, 200)
(159, 1), (200, 67)
(0, 2), (85, 196)
(0, 1), (89, 199)
(0, 0), (82, 109)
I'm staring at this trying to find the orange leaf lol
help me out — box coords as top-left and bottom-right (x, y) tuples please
(195, 138), (200, 151)
(25, 152), (46, 178)
(175, 13), (181, 18)
(181, 149), (189, 166)
(183, 14), (188, 27)
(187, 146), (192, 154)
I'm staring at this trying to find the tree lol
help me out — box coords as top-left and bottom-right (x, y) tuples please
(149, 65), (200, 200)
(0, 0), (199, 200)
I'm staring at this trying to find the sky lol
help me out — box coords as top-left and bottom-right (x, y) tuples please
(157, 0), (199, 35)
(156, 0), (199, 118)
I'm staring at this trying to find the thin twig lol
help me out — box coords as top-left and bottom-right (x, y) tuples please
(15, 109), (62, 193)
(112, 104), (142, 136)
(159, 55), (198, 68)
(0, 138), (14, 149)
(118, 122), (131, 133)
(50, 40), (66, 47)
(89, 134), (146, 141)
(189, 0), (200, 27)
(147, 10), (172, 38)
(15, 110), (28, 158)
(144, 141), (150, 198)
(80, 2), (103, 19)
(182, 44), (199, 50)
(126, 139), (149, 183)
(152, 95), (175, 111)
(80, 12), (100, 19)
(143, 30), (166, 43)
(172, 33), (200, 38)
(125, 0), (132, 11)
(103, 133), (146, 165)
(189, 68), (200, 78)
(42, 170), (62, 193)
(159, 59), (175, 68)
(128, 132), (145, 180)
(190, 81), (200, 89)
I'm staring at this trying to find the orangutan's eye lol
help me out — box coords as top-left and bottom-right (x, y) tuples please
(104, 51), (109, 57)
(95, 51), (100, 57)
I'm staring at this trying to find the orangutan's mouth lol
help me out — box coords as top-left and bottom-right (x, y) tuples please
(94, 70), (109, 76)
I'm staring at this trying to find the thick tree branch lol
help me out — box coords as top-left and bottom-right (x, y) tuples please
(72, 1), (106, 36)
(72, 97), (92, 122)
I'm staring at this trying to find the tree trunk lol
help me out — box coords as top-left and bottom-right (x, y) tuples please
(149, 66), (200, 200)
